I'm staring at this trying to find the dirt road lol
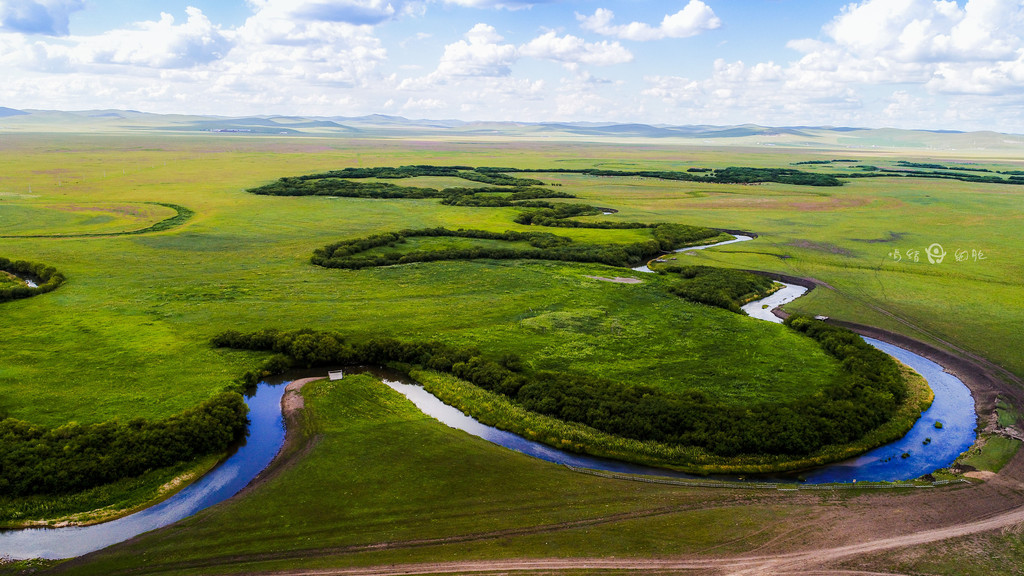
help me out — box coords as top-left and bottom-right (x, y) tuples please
(249, 500), (1024, 575)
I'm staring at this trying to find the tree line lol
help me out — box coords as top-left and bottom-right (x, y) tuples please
(488, 166), (843, 186)
(213, 320), (907, 458)
(0, 257), (65, 302)
(309, 224), (722, 271)
(0, 392), (248, 496)
(310, 227), (665, 269)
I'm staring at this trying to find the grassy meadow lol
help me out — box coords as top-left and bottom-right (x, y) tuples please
(0, 130), (1022, 572)
(44, 374), (823, 576)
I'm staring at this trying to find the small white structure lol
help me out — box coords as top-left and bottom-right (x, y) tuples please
(328, 370), (344, 381)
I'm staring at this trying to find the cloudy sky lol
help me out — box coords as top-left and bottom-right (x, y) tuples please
(1, 0), (1023, 131)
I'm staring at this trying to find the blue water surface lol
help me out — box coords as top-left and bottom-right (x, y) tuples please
(384, 338), (977, 484)
(0, 379), (288, 560)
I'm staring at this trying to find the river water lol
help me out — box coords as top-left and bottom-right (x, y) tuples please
(379, 334), (976, 484)
(632, 234), (755, 273)
(0, 378), (288, 560)
(0, 232), (979, 559)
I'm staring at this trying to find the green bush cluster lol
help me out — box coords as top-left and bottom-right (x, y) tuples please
(660, 265), (777, 313)
(0, 393), (247, 496)
(310, 227), (667, 269)
(214, 321), (907, 459)
(0, 257), (65, 302)
(302, 165), (545, 187)
(494, 166), (843, 186)
(247, 163), (851, 204)
(248, 177), (444, 198)
(248, 165), (545, 197)
(439, 187), (575, 208)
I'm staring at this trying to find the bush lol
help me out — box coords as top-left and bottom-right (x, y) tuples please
(0, 392), (248, 496)
(661, 266), (776, 313)
(0, 257), (65, 303)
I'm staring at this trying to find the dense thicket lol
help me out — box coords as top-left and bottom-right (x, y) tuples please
(309, 219), (723, 271)
(214, 321), (907, 458)
(439, 187), (576, 208)
(0, 257), (65, 302)
(248, 177), (445, 198)
(661, 265), (777, 313)
(310, 227), (665, 269)
(0, 392), (248, 496)
(494, 166), (843, 186)
(301, 165), (545, 187)
(247, 164), (849, 200)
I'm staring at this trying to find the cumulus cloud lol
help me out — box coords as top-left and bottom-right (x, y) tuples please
(0, 0), (83, 35)
(643, 57), (863, 126)
(578, 1), (721, 41)
(633, 0), (1024, 127)
(78, 7), (232, 69)
(519, 31), (632, 66)
(226, 0), (388, 87)
(790, 0), (1024, 95)
(434, 23), (517, 77)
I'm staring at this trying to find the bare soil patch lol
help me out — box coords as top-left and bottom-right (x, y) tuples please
(584, 275), (642, 284)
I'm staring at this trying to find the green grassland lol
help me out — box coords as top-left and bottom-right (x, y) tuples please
(0, 272), (23, 289)
(0, 203), (176, 237)
(0, 131), (1022, 568)
(958, 435), (1021, 473)
(45, 374), (820, 576)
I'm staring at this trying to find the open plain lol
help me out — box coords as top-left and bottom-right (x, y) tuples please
(1, 121), (1023, 575)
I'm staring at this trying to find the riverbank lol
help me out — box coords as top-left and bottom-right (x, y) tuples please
(828, 320), (1022, 445)
(237, 377), (325, 497)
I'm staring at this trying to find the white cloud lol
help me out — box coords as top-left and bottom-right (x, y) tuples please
(226, 1), (388, 87)
(78, 8), (232, 69)
(642, 57), (863, 126)
(401, 96), (445, 111)
(578, 1), (721, 41)
(434, 23), (517, 77)
(0, 0), (83, 35)
(792, 0), (1024, 95)
(519, 31), (632, 66)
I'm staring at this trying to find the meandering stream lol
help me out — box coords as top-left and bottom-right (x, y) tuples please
(0, 232), (979, 560)
(0, 377), (289, 560)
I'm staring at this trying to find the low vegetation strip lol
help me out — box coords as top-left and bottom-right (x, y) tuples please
(492, 166), (844, 186)
(0, 392), (247, 497)
(310, 225), (724, 271)
(212, 320), (915, 470)
(0, 257), (65, 302)
(563, 466), (966, 490)
(0, 202), (193, 239)
(247, 164), (845, 193)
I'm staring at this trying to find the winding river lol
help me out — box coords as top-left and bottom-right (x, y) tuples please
(0, 377), (289, 560)
(0, 232), (979, 560)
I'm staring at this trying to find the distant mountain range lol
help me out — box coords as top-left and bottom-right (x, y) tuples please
(1, 107), (1021, 151)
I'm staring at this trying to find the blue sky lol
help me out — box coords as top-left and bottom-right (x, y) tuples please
(1, 0), (1023, 131)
